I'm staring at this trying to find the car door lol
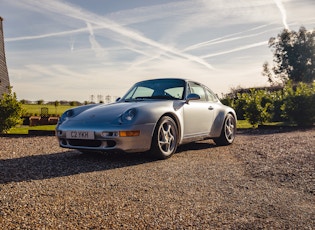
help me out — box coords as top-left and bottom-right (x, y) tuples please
(183, 82), (215, 137)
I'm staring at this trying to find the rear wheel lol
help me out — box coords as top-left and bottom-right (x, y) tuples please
(214, 114), (236, 146)
(151, 116), (178, 159)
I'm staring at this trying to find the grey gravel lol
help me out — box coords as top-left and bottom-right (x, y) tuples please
(0, 128), (314, 229)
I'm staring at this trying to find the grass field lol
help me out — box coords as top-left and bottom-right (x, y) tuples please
(22, 104), (75, 116)
(7, 125), (56, 134)
(5, 104), (74, 134)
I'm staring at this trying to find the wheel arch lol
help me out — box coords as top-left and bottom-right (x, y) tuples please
(155, 112), (181, 144)
(210, 109), (237, 137)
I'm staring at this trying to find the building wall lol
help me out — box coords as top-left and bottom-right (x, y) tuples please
(0, 16), (10, 98)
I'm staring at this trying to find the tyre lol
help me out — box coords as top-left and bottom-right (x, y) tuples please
(151, 116), (178, 159)
(214, 114), (236, 146)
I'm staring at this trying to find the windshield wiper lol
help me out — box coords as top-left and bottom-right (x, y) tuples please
(134, 96), (176, 100)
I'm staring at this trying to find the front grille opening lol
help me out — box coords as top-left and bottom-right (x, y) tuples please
(107, 140), (116, 147)
(68, 139), (102, 147)
(61, 139), (67, 145)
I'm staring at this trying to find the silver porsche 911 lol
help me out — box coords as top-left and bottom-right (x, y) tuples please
(56, 78), (236, 159)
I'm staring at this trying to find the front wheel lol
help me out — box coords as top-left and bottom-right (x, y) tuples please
(151, 116), (178, 159)
(214, 114), (236, 146)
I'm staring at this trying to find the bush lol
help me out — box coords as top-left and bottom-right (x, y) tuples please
(221, 82), (315, 127)
(239, 90), (273, 126)
(281, 82), (315, 126)
(0, 90), (24, 133)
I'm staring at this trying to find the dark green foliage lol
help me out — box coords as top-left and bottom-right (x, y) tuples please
(237, 90), (273, 126)
(69, 101), (78, 106)
(0, 90), (23, 133)
(280, 82), (315, 126)
(266, 26), (315, 84)
(37, 99), (44, 105)
(221, 82), (315, 127)
(229, 26), (315, 126)
(54, 100), (60, 107)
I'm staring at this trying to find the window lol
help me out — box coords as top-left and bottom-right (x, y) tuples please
(165, 87), (184, 99)
(125, 86), (154, 99)
(123, 79), (185, 100)
(205, 88), (218, 102)
(188, 82), (206, 101)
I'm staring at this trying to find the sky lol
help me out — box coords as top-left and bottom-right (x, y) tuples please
(1, 0), (314, 102)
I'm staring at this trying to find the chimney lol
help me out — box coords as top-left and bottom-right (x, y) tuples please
(0, 16), (11, 98)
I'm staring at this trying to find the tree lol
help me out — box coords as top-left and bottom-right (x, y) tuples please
(262, 61), (285, 86)
(0, 89), (23, 133)
(54, 100), (60, 115)
(263, 26), (315, 84)
(37, 99), (44, 105)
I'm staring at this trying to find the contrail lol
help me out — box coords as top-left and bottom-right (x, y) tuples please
(273, 0), (289, 30)
(86, 22), (105, 58)
(69, 37), (75, 52)
(201, 41), (267, 59)
(16, 0), (214, 70)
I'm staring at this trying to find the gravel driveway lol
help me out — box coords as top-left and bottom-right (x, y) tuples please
(0, 128), (314, 229)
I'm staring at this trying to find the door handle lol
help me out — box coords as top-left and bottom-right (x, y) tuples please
(208, 106), (214, 110)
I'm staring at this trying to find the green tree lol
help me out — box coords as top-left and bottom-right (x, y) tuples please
(54, 100), (60, 115)
(263, 26), (315, 84)
(0, 89), (23, 133)
(37, 99), (44, 105)
(69, 101), (77, 106)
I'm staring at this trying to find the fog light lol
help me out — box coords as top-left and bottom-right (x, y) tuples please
(119, 131), (140, 137)
(101, 131), (118, 137)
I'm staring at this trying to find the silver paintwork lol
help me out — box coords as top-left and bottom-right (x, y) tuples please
(56, 78), (236, 153)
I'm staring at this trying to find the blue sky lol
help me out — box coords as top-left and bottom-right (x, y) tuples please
(1, 0), (314, 102)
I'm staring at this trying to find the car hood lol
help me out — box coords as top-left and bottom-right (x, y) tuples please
(66, 100), (181, 125)
(70, 102), (134, 123)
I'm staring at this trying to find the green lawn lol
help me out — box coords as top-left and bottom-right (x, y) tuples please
(5, 104), (75, 134)
(7, 125), (56, 134)
(237, 120), (252, 129)
(22, 104), (75, 116)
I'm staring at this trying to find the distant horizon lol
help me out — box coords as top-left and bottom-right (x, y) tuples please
(1, 0), (314, 102)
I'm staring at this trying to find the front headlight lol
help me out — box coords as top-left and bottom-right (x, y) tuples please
(121, 108), (137, 123)
(58, 109), (74, 124)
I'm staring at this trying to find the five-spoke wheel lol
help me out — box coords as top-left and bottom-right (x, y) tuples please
(151, 116), (178, 159)
(214, 114), (236, 146)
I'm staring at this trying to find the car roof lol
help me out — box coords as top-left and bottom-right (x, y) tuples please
(138, 77), (191, 83)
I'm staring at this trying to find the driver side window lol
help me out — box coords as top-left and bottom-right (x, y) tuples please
(188, 82), (206, 101)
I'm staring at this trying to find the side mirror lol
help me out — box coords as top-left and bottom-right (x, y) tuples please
(186, 93), (200, 103)
(116, 97), (121, 102)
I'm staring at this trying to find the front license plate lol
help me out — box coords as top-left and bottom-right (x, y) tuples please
(66, 131), (95, 139)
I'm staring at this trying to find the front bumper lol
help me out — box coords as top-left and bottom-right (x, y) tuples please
(56, 123), (155, 153)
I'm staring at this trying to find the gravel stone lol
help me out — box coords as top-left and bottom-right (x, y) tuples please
(0, 128), (314, 229)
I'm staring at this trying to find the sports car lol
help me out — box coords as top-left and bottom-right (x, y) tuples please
(56, 78), (237, 159)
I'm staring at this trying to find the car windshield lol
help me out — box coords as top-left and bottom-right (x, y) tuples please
(122, 79), (186, 101)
